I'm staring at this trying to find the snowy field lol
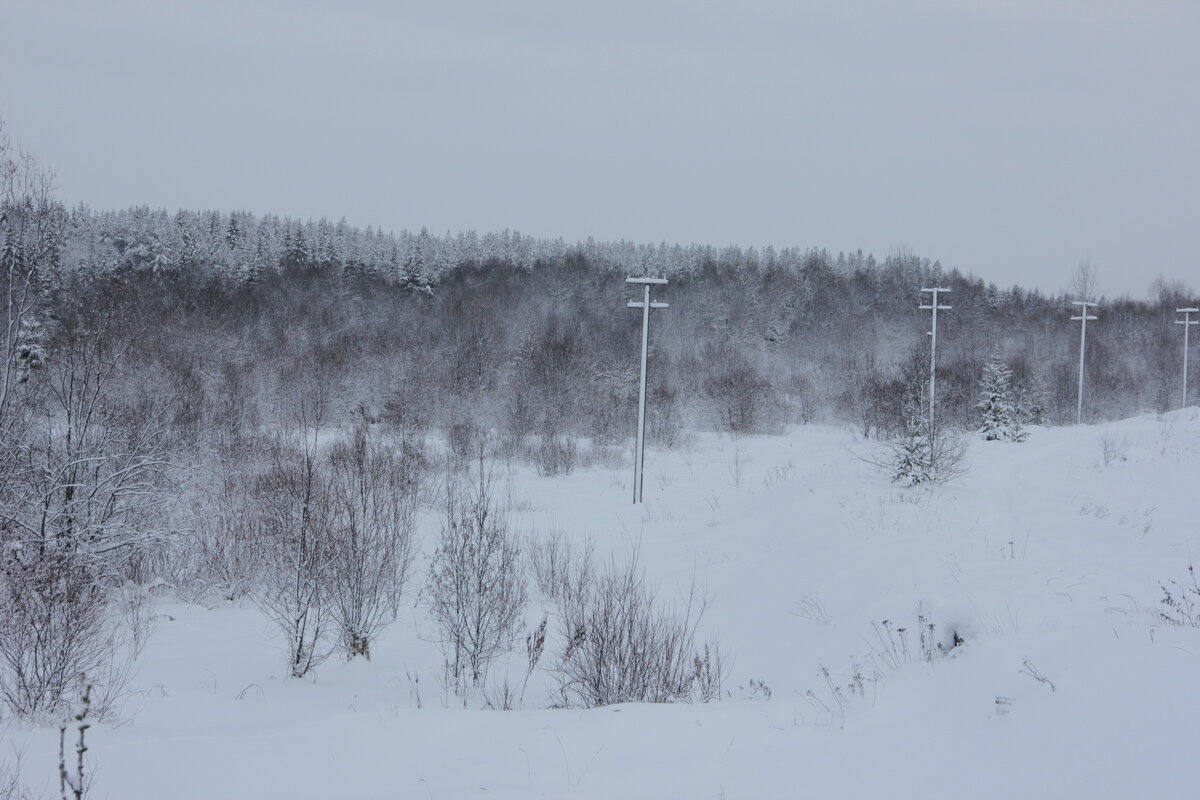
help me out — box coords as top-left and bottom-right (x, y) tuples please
(7, 411), (1200, 799)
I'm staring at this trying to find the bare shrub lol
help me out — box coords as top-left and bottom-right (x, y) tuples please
(426, 456), (527, 695)
(578, 442), (623, 471)
(0, 747), (44, 800)
(380, 371), (431, 440)
(1098, 434), (1129, 467)
(527, 529), (593, 604)
(521, 614), (547, 703)
(843, 354), (896, 439)
(532, 434), (577, 477)
(551, 550), (723, 708)
(445, 416), (484, 468)
(793, 593), (832, 625)
(1159, 562), (1200, 627)
(703, 354), (778, 435)
(251, 427), (336, 679)
(0, 553), (110, 719)
(0, 552), (149, 721)
(181, 448), (265, 602)
(865, 607), (962, 674)
(646, 381), (684, 448)
(498, 390), (535, 461)
(326, 422), (419, 659)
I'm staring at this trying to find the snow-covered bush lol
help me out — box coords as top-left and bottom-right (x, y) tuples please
(978, 354), (1026, 441)
(551, 551), (723, 708)
(426, 457), (527, 695)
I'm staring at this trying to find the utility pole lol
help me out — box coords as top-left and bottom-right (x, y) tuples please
(1071, 300), (1099, 424)
(626, 276), (668, 504)
(1177, 307), (1199, 409)
(919, 288), (951, 430)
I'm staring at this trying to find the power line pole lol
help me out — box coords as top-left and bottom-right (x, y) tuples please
(1177, 307), (1199, 409)
(1071, 300), (1099, 424)
(919, 288), (951, 430)
(626, 276), (668, 504)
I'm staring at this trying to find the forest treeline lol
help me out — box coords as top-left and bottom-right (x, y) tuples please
(39, 203), (1199, 450)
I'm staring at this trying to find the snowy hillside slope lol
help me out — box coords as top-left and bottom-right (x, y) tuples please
(7, 410), (1200, 799)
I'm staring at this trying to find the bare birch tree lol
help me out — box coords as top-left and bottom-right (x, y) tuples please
(326, 422), (419, 659)
(251, 373), (340, 678)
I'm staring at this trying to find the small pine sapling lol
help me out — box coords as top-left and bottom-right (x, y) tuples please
(891, 405), (934, 486)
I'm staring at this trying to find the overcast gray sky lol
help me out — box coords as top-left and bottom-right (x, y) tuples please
(2, 0), (1197, 297)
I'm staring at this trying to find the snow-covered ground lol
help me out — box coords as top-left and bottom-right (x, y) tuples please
(8, 411), (1200, 799)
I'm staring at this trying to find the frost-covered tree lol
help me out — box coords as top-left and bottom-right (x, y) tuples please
(1015, 373), (1051, 427)
(426, 454), (526, 696)
(978, 354), (1026, 441)
(280, 226), (310, 272)
(326, 422), (419, 660)
(252, 374), (340, 679)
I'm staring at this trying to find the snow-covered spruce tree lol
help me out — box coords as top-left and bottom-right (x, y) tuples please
(977, 354), (1026, 441)
(891, 399), (934, 486)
